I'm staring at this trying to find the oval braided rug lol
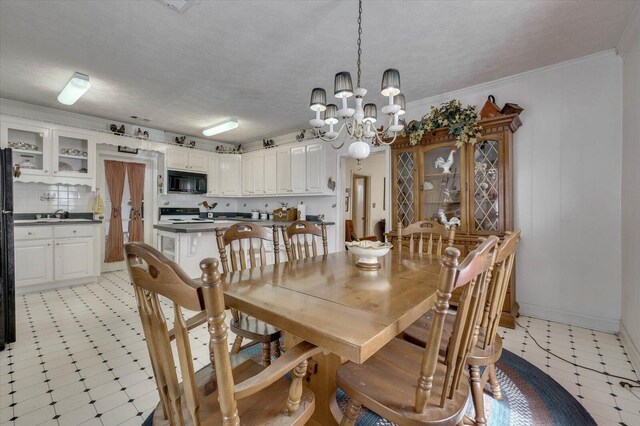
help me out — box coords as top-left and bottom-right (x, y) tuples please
(335, 349), (597, 426)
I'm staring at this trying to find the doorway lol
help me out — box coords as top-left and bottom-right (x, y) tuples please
(97, 147), (157, 273)
(351, 174), (369, 237)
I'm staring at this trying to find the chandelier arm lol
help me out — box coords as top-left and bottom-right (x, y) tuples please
(373, 130), (399, 146)
(311, 124), (347, 149)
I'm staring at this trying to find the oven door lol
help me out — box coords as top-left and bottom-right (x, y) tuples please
(157, 231), (177, 262)
(167, 170), (207, 194)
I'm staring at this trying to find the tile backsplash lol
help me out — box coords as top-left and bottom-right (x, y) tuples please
(13, 182), (95, 213)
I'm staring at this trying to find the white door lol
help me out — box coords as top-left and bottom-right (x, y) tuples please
(306, 143), (323, 193)
(166, 148), (190, 170)
(252, 153), (265, 194)
(15, 240), (54, 288)
(277, 149), (291, 193)
(241, 155), (253, 195)
(55, 238), (93, 281)
(264, 150), (277, 194)
(207, 155), (220, 196)
(290, 147), (306, 193)
(188, 151), (208, 172)
(220, 155), (241, 196)
(352, 175), (368, 236)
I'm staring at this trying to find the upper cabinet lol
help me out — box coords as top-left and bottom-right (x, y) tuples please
(219, 155), (241, 196)
(276, 149), (292, 193)
(166, 147), (208, 172)
(290, 146), (306, 193)
(305, 143), (324, 193)
(264, 150), (277, 194)
(207, 155), (219, 196)
(1, 119), (95, 187)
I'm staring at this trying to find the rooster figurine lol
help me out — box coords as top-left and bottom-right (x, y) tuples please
(438, 211), (461, 229)
(434, 149), (457, 174)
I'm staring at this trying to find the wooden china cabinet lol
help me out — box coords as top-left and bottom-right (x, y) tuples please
(390, 113), (522, 328)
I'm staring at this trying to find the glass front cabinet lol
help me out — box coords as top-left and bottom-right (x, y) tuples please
(1, 119), (96, 187)
(391, 113), (521, 327)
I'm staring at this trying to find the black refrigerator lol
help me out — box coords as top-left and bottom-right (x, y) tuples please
(0, 148), (15, 351)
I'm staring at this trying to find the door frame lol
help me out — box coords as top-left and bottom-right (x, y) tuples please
(336, 147), (391, 251)
(97, 146), (159, 273)
(351, 174), (370, 237)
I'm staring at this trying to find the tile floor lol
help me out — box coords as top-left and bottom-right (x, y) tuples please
(1, 270), (639, 426)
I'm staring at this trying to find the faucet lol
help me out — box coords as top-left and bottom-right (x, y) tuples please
(48, 209), (68, 219)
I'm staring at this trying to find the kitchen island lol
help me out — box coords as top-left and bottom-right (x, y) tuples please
(154, 218), (336, 277)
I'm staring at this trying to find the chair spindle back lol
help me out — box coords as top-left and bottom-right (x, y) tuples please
(282, 221), (328, 260)
(414, 235), (499, 413)
(215, 223), (280, 273)
(397, 219), (456, 255)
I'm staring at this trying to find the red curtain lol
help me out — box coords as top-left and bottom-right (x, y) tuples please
(104, 160), (127, 262)
(127, 162), (146, 243)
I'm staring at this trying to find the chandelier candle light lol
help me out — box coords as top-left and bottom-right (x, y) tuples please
(307, 0), (406, 168)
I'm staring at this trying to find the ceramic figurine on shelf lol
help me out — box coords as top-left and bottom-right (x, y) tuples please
(434, 149), (456, 174)
(438, 210), (461, 229)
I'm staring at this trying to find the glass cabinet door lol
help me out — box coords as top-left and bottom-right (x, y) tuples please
(395, 150), (416, 227)
(421, 144), (463, 227)
(2, 122), (51, 176)
(53, 130), (92, 178)
(471, 139), (502, 233)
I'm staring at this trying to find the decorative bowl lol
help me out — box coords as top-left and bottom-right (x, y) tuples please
(346, 240), (393, 270)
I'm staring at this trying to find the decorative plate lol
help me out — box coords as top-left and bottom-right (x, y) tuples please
(19, 160), (37, 169)
(58, 162), (74, 171)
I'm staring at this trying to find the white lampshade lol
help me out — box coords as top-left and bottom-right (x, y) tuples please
(348, 140), (370, 160)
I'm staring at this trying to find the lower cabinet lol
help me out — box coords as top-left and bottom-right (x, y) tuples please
(15, 239), (54, 288)
(54, 238), (94, 281)
(15, 225), (99, 293)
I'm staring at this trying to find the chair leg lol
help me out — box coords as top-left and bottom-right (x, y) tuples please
(274, 339), (281, 358)
(341, 398), (361, 426)
(262, 342), (271, 366)
(488, 364), (503, 400)
(469, 365), (487, 425)
(287, 359), (308, 414)
(230, 335), (243, 354)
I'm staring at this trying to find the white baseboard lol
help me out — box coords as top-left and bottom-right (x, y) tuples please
(620, 322), (640, 373)
(519, 303), (620, 333)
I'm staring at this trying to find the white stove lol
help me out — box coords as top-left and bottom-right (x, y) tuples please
(158, 207), (214, 224)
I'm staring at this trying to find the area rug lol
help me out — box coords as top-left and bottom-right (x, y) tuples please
(144, 346), (597, 425)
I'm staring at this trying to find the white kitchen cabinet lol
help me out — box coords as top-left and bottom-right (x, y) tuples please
(290, 146), (306, 193)
(264, 150), (277, 194)
(252, 152), (265, 195)
(241, 155), (253, 195)
(15, 239), (54, 288)
(166, 148), (208, 172)
(305, 143), (324, 193)
(14, 224), (100, 293)
(220, 155), (241, 196)
(276, 149), (291, 193)
(54, 238), (94, 281)
(1, 119), (96, 187)
(207, 155), (220, 196)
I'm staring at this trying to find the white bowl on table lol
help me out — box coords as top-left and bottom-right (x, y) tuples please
(346, 240), (393, 270)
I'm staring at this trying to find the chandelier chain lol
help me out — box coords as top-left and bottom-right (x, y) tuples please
(356, 0), (362, 88)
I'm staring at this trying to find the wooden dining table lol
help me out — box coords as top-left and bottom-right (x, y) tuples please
(221, 249), (443, 426)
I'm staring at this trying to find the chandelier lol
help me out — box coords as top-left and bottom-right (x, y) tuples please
(307, 0), (405, 166)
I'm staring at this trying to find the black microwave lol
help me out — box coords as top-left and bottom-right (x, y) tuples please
(167, 170), (207, 194)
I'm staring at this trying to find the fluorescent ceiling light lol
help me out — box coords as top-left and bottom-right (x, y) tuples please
(57, 72), (91, 105)
(203, 119), (239, 137)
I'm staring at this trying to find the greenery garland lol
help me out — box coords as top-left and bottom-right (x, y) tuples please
(401, 99), (483, 147)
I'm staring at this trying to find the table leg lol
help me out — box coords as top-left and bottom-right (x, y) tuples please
(284, 333), (342, 426)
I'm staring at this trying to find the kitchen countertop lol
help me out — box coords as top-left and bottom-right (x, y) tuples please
(154, 219), (335, 234)
(14, 219), (102, 226)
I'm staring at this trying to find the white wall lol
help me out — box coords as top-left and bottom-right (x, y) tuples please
(402, 50), (622, 331)
(619, 8), (640, 368)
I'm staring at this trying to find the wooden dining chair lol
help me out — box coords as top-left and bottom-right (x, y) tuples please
(397, 219), (456, 255)
(282, 220), (328, 261)
(402, 230), (521, 425)
(334, 236), (499, 426)
(124, 242), (322, 425)
(215, 222), (282, 366)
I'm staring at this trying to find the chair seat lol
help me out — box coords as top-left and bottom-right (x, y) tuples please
(336, 338), (469, 426)
(149, 352), (314, 426)
(403, 310), (501, 366)
(230, 312), (282, 343)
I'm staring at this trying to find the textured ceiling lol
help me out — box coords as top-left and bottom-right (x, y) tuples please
(0, 0), (635, 144)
